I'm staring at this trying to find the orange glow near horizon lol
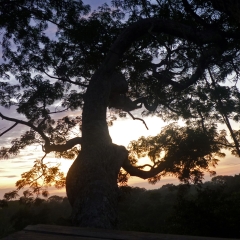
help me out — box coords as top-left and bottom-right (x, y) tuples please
(0, 116), (240, 198)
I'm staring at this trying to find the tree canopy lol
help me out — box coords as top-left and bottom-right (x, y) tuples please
(1, 0), (240, 228)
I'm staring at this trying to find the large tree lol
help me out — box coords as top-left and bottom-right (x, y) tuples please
(1, 0), (240, 228)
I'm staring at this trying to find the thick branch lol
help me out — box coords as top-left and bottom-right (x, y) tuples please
(152, 46), (225, 91)
(109, 95), (158, 113)
(82, 17), (225, 142)
(122, 157), (167, 179)
(0, 112), (50, 145)
(0, 112), (82, 154)
(45, 137), (82, 153)
(108, 18), (224, 62)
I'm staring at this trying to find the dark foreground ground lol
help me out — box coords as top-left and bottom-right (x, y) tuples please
(1, 174), (240, 239)
(3, 224), (239, 240)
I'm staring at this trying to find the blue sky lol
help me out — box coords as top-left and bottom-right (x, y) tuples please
(86, 0), (112, 10)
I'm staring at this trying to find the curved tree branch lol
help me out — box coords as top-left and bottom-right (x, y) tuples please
(152, 46), (225, 91)
(43, 70), (88, 88)
(45, 137), (82, 153)
(122, 157), (168, 179)
(83, 17), (226, 137)
(0, 112), (50, 145)
(108, 18), (225, 60)
(0, 112), (82, 153)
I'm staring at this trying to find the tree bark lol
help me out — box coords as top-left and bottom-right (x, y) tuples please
(66, 142), (128, 228)
(66, 70), (129, 228)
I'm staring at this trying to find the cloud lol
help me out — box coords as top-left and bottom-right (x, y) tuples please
(0, 175), (18, 178)
(25, 153), (34, 156)
(15, 165), (32, 169)
(10, 160), (30, 164)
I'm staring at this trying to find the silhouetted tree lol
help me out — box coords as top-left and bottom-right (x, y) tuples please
(1, 0), (240, 228)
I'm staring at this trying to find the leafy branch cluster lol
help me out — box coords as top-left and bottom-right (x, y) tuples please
(3, 154), (66, 199)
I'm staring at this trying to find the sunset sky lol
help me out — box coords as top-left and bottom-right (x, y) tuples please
(1, 114), (240, 199)
(1, 0), (240, 199)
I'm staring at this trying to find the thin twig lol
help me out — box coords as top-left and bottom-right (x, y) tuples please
(127, 111), (149, 130)
(51, 107), (69, 114)
(43, 70), (88, 87)
(208, 68), (240, 156)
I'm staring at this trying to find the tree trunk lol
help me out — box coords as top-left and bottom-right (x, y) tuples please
(66, 140), (128, 228)
(66, 69), (128, 228)
(65, 18), (218, 229)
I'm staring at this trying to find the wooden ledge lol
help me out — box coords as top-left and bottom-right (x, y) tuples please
(2, 224), (239, 240)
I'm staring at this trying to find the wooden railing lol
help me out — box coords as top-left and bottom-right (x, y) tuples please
(2, 224), (239, 240)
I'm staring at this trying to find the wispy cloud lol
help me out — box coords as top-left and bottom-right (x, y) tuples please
(16, 165), (32, 169)
(25, 153), (34, 156)
(0, 175), (18, 178)
(10, 160), (30, 163)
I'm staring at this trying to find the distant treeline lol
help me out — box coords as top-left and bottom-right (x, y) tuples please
(1, 174), (240, 239)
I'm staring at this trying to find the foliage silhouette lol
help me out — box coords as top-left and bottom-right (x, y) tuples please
(0, 195), (71, 238)
(167, 178), (240, 238)
(1, 174), (240, 238)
